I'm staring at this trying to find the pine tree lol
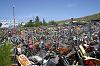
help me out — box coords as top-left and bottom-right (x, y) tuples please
(43, 18), (46, 26)
(35, 16), (39, 23)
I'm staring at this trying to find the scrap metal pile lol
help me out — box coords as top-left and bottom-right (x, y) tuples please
(9, 20), (100, 66)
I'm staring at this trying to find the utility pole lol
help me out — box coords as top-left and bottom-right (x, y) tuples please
(13, 5), (15, 28)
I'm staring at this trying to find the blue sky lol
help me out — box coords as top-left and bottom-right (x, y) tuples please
(0, 0), (100, 22)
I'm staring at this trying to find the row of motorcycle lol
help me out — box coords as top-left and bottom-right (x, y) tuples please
(11, 36), (100, 66)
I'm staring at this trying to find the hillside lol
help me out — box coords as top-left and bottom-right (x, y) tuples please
(57, 12), (100, 25)
(75, 12), (100, 22)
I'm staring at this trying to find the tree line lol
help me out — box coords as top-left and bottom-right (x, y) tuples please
(24, 16), (57, 27)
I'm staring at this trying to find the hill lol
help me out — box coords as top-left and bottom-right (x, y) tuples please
(57, 12), (100, 25)
(75, 12), (100, 22)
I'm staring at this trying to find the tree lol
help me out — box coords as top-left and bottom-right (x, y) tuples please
(24, 16), (46, 27)
(34, 21), (42, 27)
(25, 20), (34, 27)
(34, 16), (42, 27)
(48, 20), (57, 26)
(43, 18), (47, 26)
(35, 16), (40, 23)
(0, 23), (2, 27)
(0, 41), (12, 66)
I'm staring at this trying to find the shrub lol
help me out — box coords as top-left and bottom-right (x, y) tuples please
(0, 41), (12, 66)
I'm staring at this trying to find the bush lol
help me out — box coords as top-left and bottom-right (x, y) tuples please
(0, 41), (12, 66)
